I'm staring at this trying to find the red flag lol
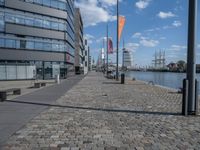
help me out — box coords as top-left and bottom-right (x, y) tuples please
(108, 38), (113, 54)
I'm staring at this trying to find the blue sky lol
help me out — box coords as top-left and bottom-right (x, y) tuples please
(75, 0), (200, 67)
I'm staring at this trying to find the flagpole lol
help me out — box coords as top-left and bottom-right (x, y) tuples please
(107, 24), (109, 75)
(122, 38), (125, 71)
(116, 0), (119, 80)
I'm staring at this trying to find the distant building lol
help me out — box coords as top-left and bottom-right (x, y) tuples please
(88, 55), (92, 71)
(123, 49), (133, 68)
(74, 8), (84, 74)
(0, 0), (75, 80)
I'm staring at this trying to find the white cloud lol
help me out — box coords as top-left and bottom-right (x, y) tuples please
(140, 39), (159, 47)
(135, 0), (151, 10)
(172, 20), (182, 27)
(198, 44), (200, 48)
(132, 32), (142, 38)
(84, 34), (94, 44)
(126, 43), (140, 52)
(75, 0), (117, 27)
(101, 0), (121, 6)
(169, 45), (187, 51)
(157, 11), (176, 19)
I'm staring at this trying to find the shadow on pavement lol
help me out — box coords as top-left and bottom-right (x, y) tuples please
(5, 100), (182, 116)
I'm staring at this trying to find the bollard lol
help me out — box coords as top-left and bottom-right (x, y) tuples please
(195, 80), (199, 115)
(121, 73), (125, 84)
(182, 79), (189, 116)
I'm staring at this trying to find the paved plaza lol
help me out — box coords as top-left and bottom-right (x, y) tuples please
(2, 72), (200, 150)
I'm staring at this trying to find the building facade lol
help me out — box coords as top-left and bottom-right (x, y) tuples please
(123, 49), (133, 68)
(74, 8), (83, 74)
(0, 0), (75, 80)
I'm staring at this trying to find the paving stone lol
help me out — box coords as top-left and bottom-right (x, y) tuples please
(2, 72), (200, 149)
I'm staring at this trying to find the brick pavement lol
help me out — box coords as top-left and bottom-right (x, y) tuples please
(3, 72), (200, 150)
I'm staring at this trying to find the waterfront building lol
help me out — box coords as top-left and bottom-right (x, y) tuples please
(74, 8), (84, 74)
(0, 0), (75, 80)
(123, 48), (133, 69)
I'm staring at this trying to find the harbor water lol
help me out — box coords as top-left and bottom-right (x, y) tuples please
(125, 71), (200, 93)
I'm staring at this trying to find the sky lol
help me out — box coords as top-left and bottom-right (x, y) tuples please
(75, 0), (200, 67)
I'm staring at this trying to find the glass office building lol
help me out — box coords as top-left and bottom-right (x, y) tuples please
(0, 0), (75, 80)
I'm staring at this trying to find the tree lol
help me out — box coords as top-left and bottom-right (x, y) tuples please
(177, 60), (186, 72)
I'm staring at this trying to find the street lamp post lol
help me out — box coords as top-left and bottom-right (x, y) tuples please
(186, 0), (198, 115)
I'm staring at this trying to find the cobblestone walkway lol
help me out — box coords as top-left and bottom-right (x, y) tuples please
(3, 72), (200, 150)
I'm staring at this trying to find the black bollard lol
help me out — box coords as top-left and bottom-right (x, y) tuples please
(121, 73), (125, 84)
(195, 80), (199, 115)
(182, 79), (189, 116)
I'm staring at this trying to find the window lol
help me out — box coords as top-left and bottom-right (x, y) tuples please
(25, 17), (34, 26)
(43, 20), (51, 28)
(52, 43), (59, 51)
(34, 18), (43, 27)
(43, 42), (52, 51)
(16, 40), (20, 48)
(26, 41), (34, 49)
(15, 15), (24, 24)
(20, 40), (26, 49)
(51, 0), (58, 8)
(0, 0), (4, 5)
(34, 42), (43, 50)
(34, 0), (42, 4)
(59, 23), (64, 31)
(5, 39), (15, 48)
(51, 22), (58, 30)
(43, 0), (50, 6)
(5, 13), (15, 23)
(58, 2), (65, 10)
(0, 38), (4, 47)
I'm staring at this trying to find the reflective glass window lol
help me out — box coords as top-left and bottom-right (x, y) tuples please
(51, 0), (58, 8)
(15, 15), (24, 24)
(25, 17), (34, 26)
(35, 42), (43, 50)
(51, 22), (59, 30)
(43, 42), (52, 51)
(43, 20), (51, 28)
(20, 40), (26, 49)
(26, 41), (34, 49)
(34, 18), (43, 27)
(43, 0), (50, 6)
(58, 2), (65, 10)
(52, 43), (59, 51)
(6, 39), (15, 48)
(0, 38), (4, 47)
(0, 0), (4, 5)
(5, 13), (15, 23)
(25, 0), (34, 3)
(59, 23), (64, 31)
(34, 0), (42, 4)
(16, 40), (20, 48)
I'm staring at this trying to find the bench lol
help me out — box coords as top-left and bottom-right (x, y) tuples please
(34, 82), (46, 88)
(0, 88), (21, 102)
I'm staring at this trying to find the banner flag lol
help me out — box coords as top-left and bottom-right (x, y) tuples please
(118, 16), (126, 42)
(108, 38), (113, 54)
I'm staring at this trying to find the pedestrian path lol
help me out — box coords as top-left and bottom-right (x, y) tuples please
(3, 72), (200, 149)
(0, 75), (84, 147)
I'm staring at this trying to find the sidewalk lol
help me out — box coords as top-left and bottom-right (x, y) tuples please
(0, 75), (84, 147)
(3, 71), (200, 149)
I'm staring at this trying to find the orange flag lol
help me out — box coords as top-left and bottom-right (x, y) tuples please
(118, 16), (126, 42)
